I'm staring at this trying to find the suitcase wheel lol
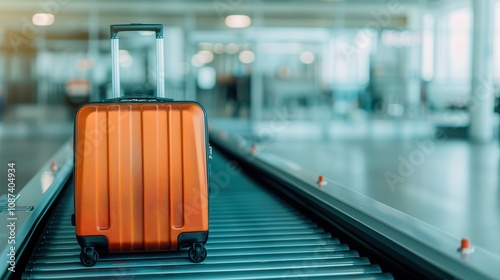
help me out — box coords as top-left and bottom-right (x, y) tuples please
(188, 243), (207, 263)
(80, 247), (99, 267)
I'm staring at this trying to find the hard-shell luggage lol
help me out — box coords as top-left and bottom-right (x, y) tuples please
(73, 24), (209, 267)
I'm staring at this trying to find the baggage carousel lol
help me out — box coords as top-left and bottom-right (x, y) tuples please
(20, 147), (392, 279)
(1, 131), (498, 279)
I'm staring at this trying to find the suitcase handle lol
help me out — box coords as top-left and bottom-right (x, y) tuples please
(110, 24), (163, 39)
(110, 24), (165, 99)
(108, 96), (174, 103)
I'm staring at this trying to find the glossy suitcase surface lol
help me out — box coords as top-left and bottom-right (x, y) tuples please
(73, 24), (209, 267)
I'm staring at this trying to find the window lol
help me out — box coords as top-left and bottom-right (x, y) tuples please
(447, 8), (471, 80)
(493, 1), (500, 81)
(422, 13), (434, 81)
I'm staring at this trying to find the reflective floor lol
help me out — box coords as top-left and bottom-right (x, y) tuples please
(0, 124), (70, 195)
(0, 105), (74, 194)
(210, 117), (500, 256)
(263, 138), (500, 256)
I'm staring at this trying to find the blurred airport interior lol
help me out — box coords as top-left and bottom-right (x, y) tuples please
(0, 0), (500, 268)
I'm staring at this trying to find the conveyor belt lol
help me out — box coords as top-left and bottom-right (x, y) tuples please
(21, 149), (393, 279)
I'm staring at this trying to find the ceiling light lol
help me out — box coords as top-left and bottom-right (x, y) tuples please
(139, 31), (154, 36)
(199, 42), (213, 51)
(191, 54), (204, 67)
(239, 51), (255, 64)
(213, 43), (224, 54)
(242, 43), (252, 51)
(197, 50), (214, 64)
(197, 66), (216, 90)
(119, 50), (133, 68)
(299, 51), (315, 64)
(226, 43), (239, 54)
(225, 15), (251, 28)
(76, 58), (94, 71)
(32, 13), (55, 26)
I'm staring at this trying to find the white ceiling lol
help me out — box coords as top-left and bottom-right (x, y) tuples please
(0, 0), (466, 49)
(0, 0), (451, 30)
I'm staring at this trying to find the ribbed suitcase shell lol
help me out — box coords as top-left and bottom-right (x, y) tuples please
(74, 102), (209, 252)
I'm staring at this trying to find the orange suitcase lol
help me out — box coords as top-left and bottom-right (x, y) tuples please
(72, 24), (209, 267)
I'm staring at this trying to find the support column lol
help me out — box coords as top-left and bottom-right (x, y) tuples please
(250, 42), (263, 122)
(250, 11), (264, 123)
(164, 27), (184, 100)
(35, 28), (46, 105)
(405, 5), (424, 117)
(87, 9), (99, 101)
(184, 13), (197, 101)
(470, 0), (495, 143)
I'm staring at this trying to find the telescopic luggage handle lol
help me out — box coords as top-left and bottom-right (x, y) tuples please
(110, 24), (165, 98)
(111, 24), (163, 38)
